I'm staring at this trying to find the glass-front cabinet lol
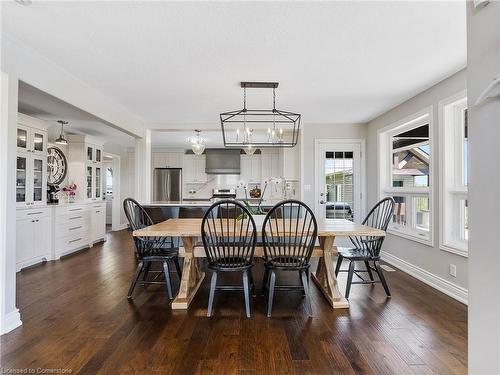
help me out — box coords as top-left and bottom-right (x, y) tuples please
(95, 167), (101, 199)
(16, 115), (48, 207)
(16, 155), (27, 204)
(17, 128), (28, 151)
(17, 124), (46, 155)
(86, 144), (102, 164)
(16, 152), (47, 207)
(86, 166), (93, 199)
(32, 157), (44, 203)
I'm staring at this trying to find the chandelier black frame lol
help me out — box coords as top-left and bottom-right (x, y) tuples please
(220, 82), (301, 148)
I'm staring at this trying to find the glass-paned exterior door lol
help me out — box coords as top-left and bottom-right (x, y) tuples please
(316, 141), (362, 222)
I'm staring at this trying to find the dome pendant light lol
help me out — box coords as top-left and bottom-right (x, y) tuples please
(55, 120), (68, 145)
(190, 129), (206, 155)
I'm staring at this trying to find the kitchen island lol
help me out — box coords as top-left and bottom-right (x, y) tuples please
(142, 199), (284, 223)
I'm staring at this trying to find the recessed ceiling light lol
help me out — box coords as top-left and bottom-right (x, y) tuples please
(15, 0), (33, 6)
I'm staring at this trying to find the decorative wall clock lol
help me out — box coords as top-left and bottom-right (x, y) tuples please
(47, 146), (67, 186)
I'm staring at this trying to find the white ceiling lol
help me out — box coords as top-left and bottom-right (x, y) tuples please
(18, 82), (136, 147)
(3, 1), (466, 125)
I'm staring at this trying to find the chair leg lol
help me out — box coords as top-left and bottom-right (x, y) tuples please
(163, 261), (173, 300)
(374, 261), (391, 297)
(267, 270), (276, 318)
(365, 261), (374, 281)
(248, 269), (256, 297)
(300, 270), (313, 317)
(127, 261), (144, 299)
(173, 256), (182, 279)
(261, 267), (269, 295)
(242, 270), (251, 318)
(207, 271), (218, 317)
(299, 269), (306, 296)
(345, 261), (355, 299)
(142, 261), (152, 282)
(335, 255), (343, 276)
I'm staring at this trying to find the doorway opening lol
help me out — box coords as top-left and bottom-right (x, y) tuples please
(315, 139), (365, 223)
(103, 153), (121, 232)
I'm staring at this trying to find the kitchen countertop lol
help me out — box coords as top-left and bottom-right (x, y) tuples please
(144, 199), (285, 207)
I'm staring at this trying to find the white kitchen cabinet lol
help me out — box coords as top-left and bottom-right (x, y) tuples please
(52, 202), (106, 260)
(17, 114), (48, 157)
(261, 150), (283, 198)
(281, 147), (300, 180)
(16, 115), (48, 208)
(153, 152), (183, 168)
(90, 203), (106, 243)
(183, 155), (207, 183)
(67, 135), (104, 202)
(16, 207), (51, 271)
(261, 150), (282, 180)
(86, 144), (102, 164)
(240, 155), (262, 183)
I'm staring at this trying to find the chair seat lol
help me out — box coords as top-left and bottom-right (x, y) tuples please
(208, 257), (253, 271)
(266, 256), (308, 269)
(337, 247), (378, 260)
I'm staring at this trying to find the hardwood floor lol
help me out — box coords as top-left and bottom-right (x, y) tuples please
(1, 229), (467, 374)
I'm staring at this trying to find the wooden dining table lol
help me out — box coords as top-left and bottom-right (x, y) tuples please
(133, 218), (385, 310)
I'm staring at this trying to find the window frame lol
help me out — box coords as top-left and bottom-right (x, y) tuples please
(438, 91), (468, 257)
(377, 106), (434, 246)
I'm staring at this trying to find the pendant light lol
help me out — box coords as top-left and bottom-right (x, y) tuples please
(55, 120), (68, 145)
(189, 129), (206, 155)
(220, 82), (301, 149)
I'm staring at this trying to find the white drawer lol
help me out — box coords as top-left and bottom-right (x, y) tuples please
(55, 204), (89, 216)
(56, 220), (89, 239)
(56, 231), (89, 253)
(16, 207), (51, 220)
(90, 203), (105, 210)
(55, 210), (89, 225)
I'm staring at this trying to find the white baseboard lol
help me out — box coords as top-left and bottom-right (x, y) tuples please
(114, 223), (129, 231)
(1, 309), (22, 335)
(380, 251), (468, 305)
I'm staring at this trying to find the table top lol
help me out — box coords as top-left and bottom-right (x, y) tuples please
(133, 218), (385, 238)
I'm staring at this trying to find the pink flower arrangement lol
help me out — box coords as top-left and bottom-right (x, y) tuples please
(59, 183), (77, 200)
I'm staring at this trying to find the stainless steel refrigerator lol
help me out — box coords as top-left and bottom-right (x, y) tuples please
(153, 168), (182, 201)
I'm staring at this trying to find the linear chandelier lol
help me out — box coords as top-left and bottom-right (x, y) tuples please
(220, 82), (301, 149)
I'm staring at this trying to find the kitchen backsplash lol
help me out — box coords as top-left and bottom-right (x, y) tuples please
(184, 174), (284, 200)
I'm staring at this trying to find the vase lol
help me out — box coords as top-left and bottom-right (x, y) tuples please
(252, 214), (266, 227)
(68, 195), (75, 203)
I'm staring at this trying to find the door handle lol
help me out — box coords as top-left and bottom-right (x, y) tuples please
(319, 200), (326, 205)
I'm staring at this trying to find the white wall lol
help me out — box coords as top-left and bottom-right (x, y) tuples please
(366, 69), (468, 301)
(466, 2), (500, 374)
(301, 123), (367, 209)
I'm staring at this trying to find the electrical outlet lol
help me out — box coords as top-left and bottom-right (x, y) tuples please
(449, 264), (457, 278)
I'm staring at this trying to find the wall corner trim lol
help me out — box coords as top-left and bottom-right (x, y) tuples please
(116, 223), (129, 231)
(1, 309), (22, 335)
(381, 251), (468, 305)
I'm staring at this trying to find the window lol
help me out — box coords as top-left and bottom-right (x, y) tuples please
(439, 92), (468, 256)
(378, 109), (433, 245)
